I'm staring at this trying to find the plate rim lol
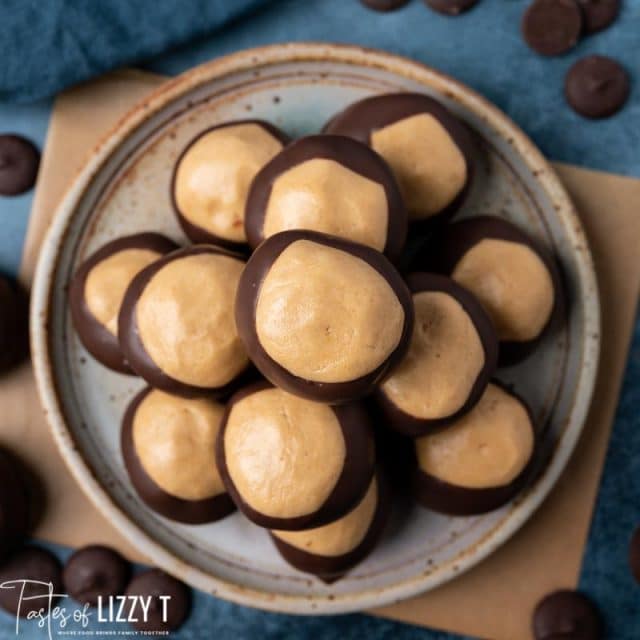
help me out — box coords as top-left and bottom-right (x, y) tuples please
(30, 42), (601, 614)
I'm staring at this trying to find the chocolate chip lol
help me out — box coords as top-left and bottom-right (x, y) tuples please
(360, 0), (411, 11)
(124, 569), (191, 632)
(577, 0), (620, 33)
(565, 55), (630, 118)
(0, 547), (63, 617)
(0, 135), (40, 196)
(424, 0), (479, 16)
(629, 525), (640, 584)
(522, 0), (583, 56)
(0, 276), (30, 373)
(63, 545), (131, 607)
(533, 590), (602, 640)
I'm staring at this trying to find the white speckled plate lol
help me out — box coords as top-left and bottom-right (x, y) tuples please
(31, 43), (599, 614)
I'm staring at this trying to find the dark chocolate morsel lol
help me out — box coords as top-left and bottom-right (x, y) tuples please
(0, 449), (32, 559)
(235, 230), (414, 403)
(245, 134), (407, 262)
(376, 273), (498, 436)
(69, 233), (179, 374)
(577, 0), (620, 34)
(63, 545), (131, 607)
(522, 0), (583, 56)
(217, 381), (376, 530)
(0, 134), (40, 196)
(629, 526), (640, 585)
(424, 0), (479, 16)
(323, 93), (474, 227)
(412, 383), (538, 516)
(532, 590), (602, 640)
(565, 55), (630, 119)
(0, 547), (63, 617)
(122, 387), (236, 524)
(360, 0), (411, 11)
(171, 120), (289, 250)
(125, 569), (191, 632)
(0, 276), (29, 373)
(414, 215), (563, 367)
(270, 472), (390, 583)
(118, 244), (250, 398)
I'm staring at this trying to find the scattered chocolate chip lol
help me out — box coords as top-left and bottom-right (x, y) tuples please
(0, 276), (30, 373)
(63, 545), (131, 607)
(0, 547), (63, 617)
(577, 0), (620, 33)
(565, 55), (630, 118)
(125, 569), (191, 632)
(522, 0), (583, 56)
(360, 0), (411, 11)
(533, 590), (602, 640)
(629, 525), (640, 584)
(0, 135), (40, 196)
(424, 0), (479, 15)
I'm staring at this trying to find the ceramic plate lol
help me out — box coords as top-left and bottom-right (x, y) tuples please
(31, 43), (599, 614)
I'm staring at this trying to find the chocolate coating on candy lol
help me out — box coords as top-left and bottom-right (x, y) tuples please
(0, 547), (62, 617)
(245, 135), (407, 261)
(118, 245), (250, 397)
(122, 387), (235, 524)
(125, 569), (191, 632)
(522, 0), (583, 57)
(217, 381), (375, 530)
(360, 0), (410, 11)
(532, 590), (602, 640)
(270, 473), (390, 583)
(565, 55), (630, 119)
(236, 230), (413, 403)
(63, 545), (131, 606)
(417, 215), (561, 366)
(577, 0), (619, 34)
(0, 449), (31, 558)
(424, 0), (479, 16)
(323, 93), (474, 225)
(69, 233), (178, 373)
(377, 273), (498, 436)
(629, 525), (640, 585)
(172, 120), (288, 249)
(413, 383), (537, 515)
(0, 134), (40, 196)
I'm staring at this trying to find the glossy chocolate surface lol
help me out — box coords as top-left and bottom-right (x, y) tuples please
(323, 93), (474, 226)
(69, 233), (178, 374)
(216, 381), (376, 530)
(376, 272), (498, 436)
(245, 134), (407, 261)
(235, 230), (414, 403)
(171, 119), (289, 250)
(121, 387), (235, 524)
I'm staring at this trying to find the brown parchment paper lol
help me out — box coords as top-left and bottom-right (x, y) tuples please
(4, 69), (639, 640)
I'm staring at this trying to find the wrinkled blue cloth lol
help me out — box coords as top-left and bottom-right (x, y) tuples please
(0, 0), (271, 102)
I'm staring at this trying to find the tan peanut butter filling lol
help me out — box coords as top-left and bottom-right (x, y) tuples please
(416, 384), (534, 489)
(224, 388), (346, 518)
(371, 113), (467, 220)
(451, 238), (554, 342)
(174, 124), (283, 243)
(381, 291), (485, 420)
(85, 248), (161, 336)
(272, 477), (378, 557)
(136, 253), (248, 388)
(133, 390), (226, 501)
(255, 240), (405, 383)
(263, 159), (388, 250)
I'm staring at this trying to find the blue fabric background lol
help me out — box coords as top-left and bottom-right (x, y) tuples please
(0, 1), (638, 638)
